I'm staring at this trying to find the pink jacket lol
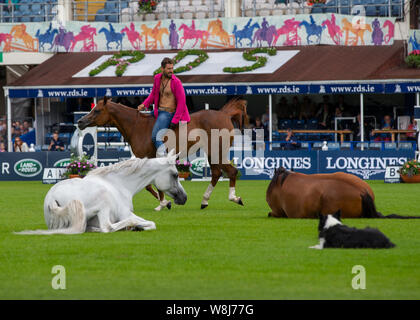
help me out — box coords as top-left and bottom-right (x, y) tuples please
(143, 73), (191, 124)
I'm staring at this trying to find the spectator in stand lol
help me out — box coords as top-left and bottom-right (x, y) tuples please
(23, 120), (33, 132)
(14, 136), (29, 152)
(335, 95), (349, 115)
(281, 128), (301, 150)
(261, 106), (278, 132)
(372, 114), (394, 141)
(276, 96), (289, 120)
(316, 101), (332, 129)
(0, 119), (5, 133)
(290, 96), (301, 119)
(252, 116), (268, 140)
(252, 117), (268, 150)
(12, 127), (21, 140)
(299, 95), (315, 120)
(0, 142), (6, 152)
(48, 131), (65, 151)
(406, 116), (418, 142)
(352, 114), (372, 141)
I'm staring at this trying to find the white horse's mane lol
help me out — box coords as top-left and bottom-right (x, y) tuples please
(88, 157), (150, 177)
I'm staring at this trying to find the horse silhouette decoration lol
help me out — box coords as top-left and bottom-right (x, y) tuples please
(232, 19), (260, 47)
(299, 15), (325, 45)
(100, 23), (124, 50)
(371, 18), (384, 45)
(266, 167), (420, 219)
(121, 22), (142, 50)
(15, 151), (187, 235)
(36, 23), (58, 51)
(253, 18), (277, 47)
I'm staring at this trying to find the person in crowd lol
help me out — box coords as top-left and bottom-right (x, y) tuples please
(48, 131), (65, 151)
(289, 96), (301, 119)
(281, 128), (301, 150)
(299, 96), (315, 120)
(372, 114), (394, 141)
(406, 116), (418, 142)
(0, 142), (6, 152)
(261, 106), (278, 132)
(352, 114), (372, 141)
(276, 96), (289, 120)
(316, 100), (332, 129)
(335, 95), (349, 115)
(23, 120), (33, 132)
(252, 116), (268, 148)
(14, 136), (29, 152)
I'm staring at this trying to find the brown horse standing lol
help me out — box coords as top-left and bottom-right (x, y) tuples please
(78, 97), (248, 209)
(266, 167), (420, 219)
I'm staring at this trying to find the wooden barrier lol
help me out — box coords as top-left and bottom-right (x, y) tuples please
(277, 129), (353, 143)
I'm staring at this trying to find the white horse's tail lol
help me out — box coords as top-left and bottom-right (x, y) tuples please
(15, 200), (87, 235)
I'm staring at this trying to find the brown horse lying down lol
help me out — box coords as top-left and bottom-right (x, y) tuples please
(266, 167), (420, 219)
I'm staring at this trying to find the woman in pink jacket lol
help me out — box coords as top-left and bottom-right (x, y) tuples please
(138, 57), (190, 156)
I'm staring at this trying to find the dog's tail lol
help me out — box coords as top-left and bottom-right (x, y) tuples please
(361, 193), (420, 219)
(15, 200), (87, 235)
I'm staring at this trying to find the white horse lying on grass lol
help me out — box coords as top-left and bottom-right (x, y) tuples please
(16, 150), (187, 235)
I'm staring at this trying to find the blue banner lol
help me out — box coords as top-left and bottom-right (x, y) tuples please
(385, 83), (420, 94)
(309, 83), (384, 94)
(7, 82), (420, 98)
(236, 84), (309, 95)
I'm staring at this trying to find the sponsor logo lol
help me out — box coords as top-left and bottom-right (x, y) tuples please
(53, 158), (71, 168)
(190, 157), (208, 176)
(14, 159), (43, 177)
(394, 84), (401, 93)
(326, 156), (407, 179)
(234, 156), (312, 178)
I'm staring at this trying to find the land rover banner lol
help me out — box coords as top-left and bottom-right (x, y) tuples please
(0, 150), (414, 181)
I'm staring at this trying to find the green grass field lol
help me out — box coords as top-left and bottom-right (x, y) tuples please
(1, 180), (420, 299)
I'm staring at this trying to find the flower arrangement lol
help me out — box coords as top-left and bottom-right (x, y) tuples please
(176, 160), (192, 173)
(153, 49), (209, 75)
(398, 159), (420, 177)
(89, 51), (145, 77)
(63, 153), (96, 178)
(223, 47), (277, 73)
(138, 0), (160, 14)
(406, 50), (420, 69)
(306, 0), (326, 5)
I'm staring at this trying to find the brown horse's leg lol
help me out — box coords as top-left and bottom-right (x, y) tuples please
(146, 185), (159, 200)
(146, 185), (172, 211)
(201, 164), (222, 209)
(221, 163), (243, 206)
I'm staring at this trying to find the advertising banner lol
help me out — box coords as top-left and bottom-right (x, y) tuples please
(0, 14), (396, 54)
(0, 149), (415, 181)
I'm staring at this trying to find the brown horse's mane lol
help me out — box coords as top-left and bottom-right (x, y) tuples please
(220, 97), (249, 130)
(267, 167), (290, 195)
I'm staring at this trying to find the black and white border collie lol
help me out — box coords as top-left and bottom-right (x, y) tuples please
(310, 210), (395, 249)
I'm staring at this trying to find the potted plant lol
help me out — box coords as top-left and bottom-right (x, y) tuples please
(138, 0), (160, 14)
(398, 159), (420, 183)
(306, 0), (326, 5)
(63, 153), (96, 179)
(176, 160), (192, 179)
(406, 50), (420, 69)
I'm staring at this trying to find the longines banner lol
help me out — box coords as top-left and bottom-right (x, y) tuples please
(0, 13), (395, 54)
(0, 150), (414, 181)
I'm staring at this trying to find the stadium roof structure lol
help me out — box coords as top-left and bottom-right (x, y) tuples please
(5, 40), (420, 98)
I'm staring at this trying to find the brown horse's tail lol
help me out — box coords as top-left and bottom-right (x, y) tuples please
(220, 97), (249, 130)
(361, 193), (420, 219)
